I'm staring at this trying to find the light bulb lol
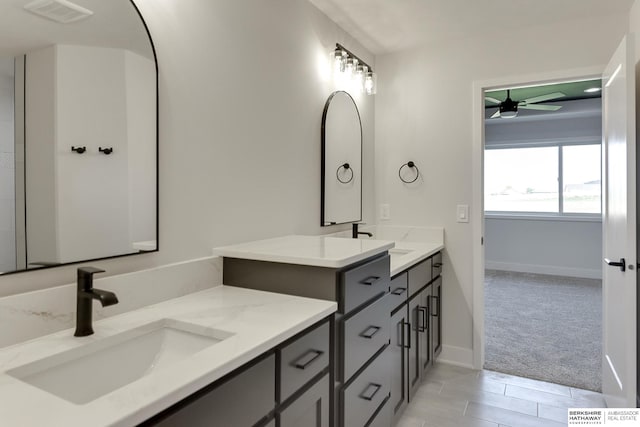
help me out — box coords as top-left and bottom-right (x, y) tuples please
(354, 65), (366, 91)
(331, 48), (345, 74)
(344, 57), (357, 78)
(364, 72), (377, 95)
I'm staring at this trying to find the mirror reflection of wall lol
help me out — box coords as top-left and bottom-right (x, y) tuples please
(321, 91), (362, 226)
(0, 58), (16, 273)
(0, 0), (157, 275)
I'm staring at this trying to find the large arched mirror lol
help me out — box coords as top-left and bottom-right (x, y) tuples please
(321, 91), (362, 226)
(0, 0), (157, 275)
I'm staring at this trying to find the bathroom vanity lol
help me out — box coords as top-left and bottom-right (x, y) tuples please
(215, 235), (395, 427)
(214, 234), (444, 427)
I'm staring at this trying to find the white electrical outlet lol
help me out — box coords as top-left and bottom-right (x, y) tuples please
(380, 204), (390, 220)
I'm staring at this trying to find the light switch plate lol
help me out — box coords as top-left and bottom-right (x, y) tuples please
(457, 204), (469, 223)
(380, 204), (390, 220)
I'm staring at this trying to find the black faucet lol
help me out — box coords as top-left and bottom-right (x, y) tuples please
(74, 267), (119, 337)
(352, 223), (373, 239)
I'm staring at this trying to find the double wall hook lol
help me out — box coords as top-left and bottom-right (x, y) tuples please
(99, 147), (113, 155)
(71, 146), (86, 154)
(336, 163), (354, 184)
(399, 161), (420, 183)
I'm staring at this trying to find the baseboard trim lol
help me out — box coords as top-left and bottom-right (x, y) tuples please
(438, 345), (474, 369)
(485, 261), (601, 279)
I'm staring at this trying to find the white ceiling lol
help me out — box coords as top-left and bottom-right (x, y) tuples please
(0, 0), (153, 59)
(309, 0), (635, 54)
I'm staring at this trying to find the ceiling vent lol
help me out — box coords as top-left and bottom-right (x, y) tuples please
(24, 0), (93, 24)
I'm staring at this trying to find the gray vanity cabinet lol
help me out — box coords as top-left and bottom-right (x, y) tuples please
(223, 253), (391, 427)
(407, 285), (432, 401)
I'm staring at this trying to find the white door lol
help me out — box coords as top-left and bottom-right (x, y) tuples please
(602, 35), (637, 408)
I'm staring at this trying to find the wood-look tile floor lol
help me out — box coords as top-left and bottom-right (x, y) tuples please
(396, 363), (606, 427)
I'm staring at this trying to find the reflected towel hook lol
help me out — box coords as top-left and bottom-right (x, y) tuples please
(399, 161), (420, 183)
(99, 147), (113, 155)
(336, 163), (354, 184)
(71, 146), (86, 154)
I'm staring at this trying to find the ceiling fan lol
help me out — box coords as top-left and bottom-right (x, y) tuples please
(486, 89), (566, 119)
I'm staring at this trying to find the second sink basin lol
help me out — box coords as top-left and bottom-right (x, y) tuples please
(8, 319), (233, 404)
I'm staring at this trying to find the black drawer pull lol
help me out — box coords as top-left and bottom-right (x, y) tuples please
(360, 276), (381, 286)
(360, 325), (382, 339)
(391, 287), (407, 295)
(292, 349), (324, 370)
(433, 262), (443, 268)
(431, 295), (440, 317)
(359, 383), (382, 401)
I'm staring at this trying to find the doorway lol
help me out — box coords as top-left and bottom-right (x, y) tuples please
(479, 78), (604, 391)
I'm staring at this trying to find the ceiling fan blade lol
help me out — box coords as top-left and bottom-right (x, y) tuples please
(519, 104), (562, 111)
(485, 96), (501, 104)
(490, 109), (501, 118)
(521, 92), (565, 104)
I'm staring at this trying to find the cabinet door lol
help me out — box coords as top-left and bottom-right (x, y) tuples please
(431, 276), (442, 359)
(390, 305), (409, 423)
(278, 374), (330, 427)
(151, 355), (275, 427)
(419, 284), (432, 375)
(407, 295), (421, 400)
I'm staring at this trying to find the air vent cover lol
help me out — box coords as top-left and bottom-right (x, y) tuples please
(24, 0), (93, 24)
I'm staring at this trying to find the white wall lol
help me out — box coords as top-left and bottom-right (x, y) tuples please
(0, 0), (375, 296)
(375, 13), (628, 366)
(485, 218), (602, 279)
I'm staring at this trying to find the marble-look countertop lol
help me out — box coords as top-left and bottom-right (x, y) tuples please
(0, 286), (336, 426)
(390, 241), (444, 277)
(213, 235), (394, 268)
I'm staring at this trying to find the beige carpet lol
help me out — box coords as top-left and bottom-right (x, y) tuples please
(484, 270), (602, 392)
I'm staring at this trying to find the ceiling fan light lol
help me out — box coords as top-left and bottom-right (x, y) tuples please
(499, 109), (517, 118)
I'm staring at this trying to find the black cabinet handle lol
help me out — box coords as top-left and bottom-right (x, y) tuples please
(433, 262), (443, 268)
(360, 325), (382, 339)
(292, 349), (324, 370)
(403, 320), (411, 349)
(417, 306), (428, 332)
(431, 295), (439, 317)
(391, 287), (407, 295)
(605, 258), (626, 272)
(359, 383), (382, 401)
(360, 276), (381, 286)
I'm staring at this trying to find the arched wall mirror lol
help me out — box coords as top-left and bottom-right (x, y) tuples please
(0, 0), (157, 275)
(321, 91), (362, 226)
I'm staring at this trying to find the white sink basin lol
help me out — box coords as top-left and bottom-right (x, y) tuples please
(8, 319), (233, 404)
(388, 248), (413, 260)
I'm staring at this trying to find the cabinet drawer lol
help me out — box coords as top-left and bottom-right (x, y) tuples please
(342, 347), (390, 427)
(343, 295), (390, 382)
(152, 354), (275, 427)
(408, 257), (432, 297)
(280, 321), (330, 402)
(278, 374), (330, 427)
(432, 252), (443, 277)
(389, 272), (408, 312)
(342, 255), (390, 314)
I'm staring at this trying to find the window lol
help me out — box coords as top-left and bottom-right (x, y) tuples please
(484, 143), (601, 215)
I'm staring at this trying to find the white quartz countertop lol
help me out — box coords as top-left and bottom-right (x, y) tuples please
(0, 286), (336, 426)
(213, 235), (395, 268)
(390, 241), (444, 277)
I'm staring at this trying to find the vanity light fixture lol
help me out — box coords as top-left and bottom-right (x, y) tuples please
(332, 43), (376, 95)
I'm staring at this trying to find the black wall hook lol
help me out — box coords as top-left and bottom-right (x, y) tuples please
(399, 161), (420, 183)
(99, 147), (113, 155)
(336, 163), (354, 184)
(71, 146), (86, 154)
